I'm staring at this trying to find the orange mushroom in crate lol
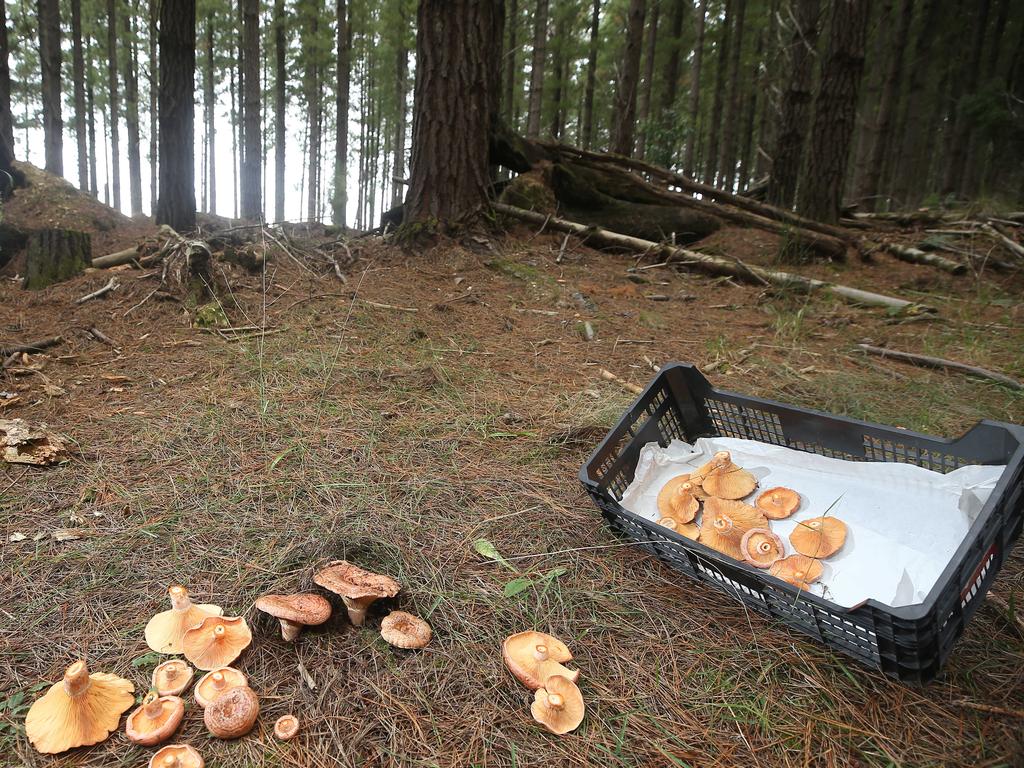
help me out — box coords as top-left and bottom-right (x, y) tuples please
(769, 555), (824, 590)
(740, 528), (785, 569)
(791, 517), (848, 559)
(656, 515), (700, 540)
(657, 475), (700, 522)
(755, 487), (801, 520)
(698, 497), (768, 560)
(699, 451), (758, 500)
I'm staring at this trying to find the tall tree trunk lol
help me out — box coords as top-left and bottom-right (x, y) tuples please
(857, 0), (912, 210)
(941, 0), (989, 196)
(70, 0), (88, 189)
(797, 0), (871, 224)
(0, 0), (12, 153)
(580, 0), (600, 149)
(303, 0), (321, 222)
(392, 7), (408, 208)
(275, 0), (287, 222)
(332, 0), (350, 226)
(718, 0), (746, 190)
(37, 0), (63, 175)
(504, 0), (518, 126)
(548, 9), (569, 140)
(405, 0), (503, 224)
(106, 0), (121, 208)
(149, 0), (158, 211)
(229, 44), (239, 219)
(753, 0), (780, 180)
(86, 35), (98, 196)
(204, 13), (216, 215)
(611, 0), (646, 156)
(656, 0), (685, 166)
(683, 0), (707, 177)
(634, 1), (659, 160)
(240, 0), (261, 219)
(526, 0), (548, 137)
(156, 0), (196, 231)
(702, 0), (732, 185)
(123, 2), (143, 215)
(737, 29), (762, 191)
(765, 0), (821, 208)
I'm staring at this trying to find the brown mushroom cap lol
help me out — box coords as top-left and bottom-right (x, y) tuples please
(531, 674), (585, 735)
(502, 631), (580, 690)
(149, 744), (205, 768)
(313, 560), (401, 626)
(755, 487), (801, 520)
(700, 451), (758, 500)
(152, 660), (194, 697)
(145, 585), (223, 655)
(698, 497), (768, 560)
(255, 593), (332, 642)
(25, 659), (136, 754)
(740, 528), (785, 569)
(204, 685), (260, 739)
(274, 714), (300, 741)
(182, 616), (253, 671)
(656, 516), (700, 540)
(380, 611), (433, 649)
(194, 667), (248, 708)
(769, 554), (824, 589)
(657, 475), (698, 520)
(125, 692), (186, 746)
(790, 516), (848, 558)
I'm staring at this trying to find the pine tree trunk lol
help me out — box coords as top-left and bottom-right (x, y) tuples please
(241, 0), (261, 219)
(634, 1), (659, 160)
(0, 0), (12, 154)
(656, 0), (685, 166)
(204, 14), (216, 214)
(683, 0), (707, 177)
(797, 0), (871, 224)
(332, 0), (349, 226)
(106, 0), (121, 208)
(37, 0), (63, 176)
(24, 229), (91, 289)
(504, 0), (518, 126)
(392, 8), (408, 208)
(858, 0), (912, 210)
(86, 35), (98, 196)
(548, 11), (568, 140)
(611, 0), (646, 157)
(148, 0), (157, 211)
(155, 0), (196, 232)
(847, 0), (887, 201)
(737, 29), (762, 191)
(405, 0), (503, 224)
(526, 0), (548, 137)
(765, 0), (821, 208)
(304, 0), (321, 222)
(718, 0), (746, 191)
(580, 0), (600, 150)
(70, 0), (88, 189)
(941, 0), (989, 197)
(753, 0), (780, 180)
(702, 0), (732, 185)
(123, 3), (143, 216)
(275, 0), (287, 222)
(229, 47), (238, 219)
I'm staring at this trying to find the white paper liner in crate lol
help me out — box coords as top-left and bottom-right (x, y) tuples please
(619, 437), (1005, 608)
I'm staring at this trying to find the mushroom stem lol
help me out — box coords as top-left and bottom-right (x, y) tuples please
(210, 673), (227, 692)
(168, 585), (192, 612)
(143, 693), (164, 718)
(342, 597), (371, 626)
(161, 758), (180, 768)
(279, 619), (302, 642)
(547, 693), (564, 711)
(533, 645), (549, 662)
(62, 660), (92, 698)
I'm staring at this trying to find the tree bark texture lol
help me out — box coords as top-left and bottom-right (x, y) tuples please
(718, 0), (746, 190)
(123, 3), (143, 216)
(333, 0), (350, 226)
(0, 0), (12, 153)
(392, 8), (408, 208)
(580, 0), (600, 149)
(37, 0), (63, 175)
(24, 229), (91, 290)
(503, 0), (518, 125)
(611, 0), (646, 156)
(106, 0), (121, 209)
(156, 0), (196, 232)
(303, 0), (321, 222)
(656, 0), (685, 166)
(273, 0), (286, 221)
(634, 0), (659, 159)
(203, 14), (216, 214)
(526, 0), (548, 137)
(70, 0), (88, 189)
(86, 35), (98, 195)
(241, 0), (261, 220)
(702, 0), (732, 184)
(148, 0), (157, 209)
(941, 0), (989, 196)
(683, 0), (707, 177)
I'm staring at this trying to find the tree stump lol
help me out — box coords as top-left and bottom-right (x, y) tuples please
(23, 229), (92, 290)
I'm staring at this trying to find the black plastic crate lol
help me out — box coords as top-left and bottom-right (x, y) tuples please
(579, 363), (1024, 684)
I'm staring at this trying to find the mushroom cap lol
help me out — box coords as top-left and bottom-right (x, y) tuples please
(149, 744), (205, 768)
(502, 631), (579, 690)
(790, 516), (848, 558)
(183, 616), (253, 671)
(152, 660), (195, 697)
(656, 516), (700, 540)
(125, 692), (185, 746)
(313, 560), (401, 600)
(204, 685), (259, 739)
(531, 675), (585, 735)
(657, 475), (698, 520)
(380, 611), (433, 649)
(25, 660), (136, 754)
(700, 452), (758, 500)
(145, 586), (223, 654)
(769, 554), (824, 589)
(256, 593), (332, 626)
(194, 667), (248, 708)
(668, 483), (700, 522)
(755, 487), (801, 520)
(740, 528), (785, 569)
(274, 714), (300, 741)
(698, 497), (768, 560)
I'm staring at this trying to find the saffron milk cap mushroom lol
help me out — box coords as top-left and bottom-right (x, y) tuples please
(698, 497), (768, 560)
(145, 585), (223, 654)
(125, 691), (185, 746)
(255, 593), (332, 642)
(756, 487), (801, 519)
(274, 714), (300, 741)
(769, 554), (824, 590)
(531, 675), (585, 735)
(183, 616), (253, 671)
(149, 744), (204, 768)
(699, 451), (758, 500)
(194, 667), (248, 708)
(25, 659), (135, 754)
(380, 611), (433, 649)
(657, 475), (699, 520)
(204, 685), (260, 739)
(314, 560), (401, 626)
(656, 516), (700, 540)
(153, 660), (194, 697)
(790, 516), (848, 558)
(502, 631), (580, 690)
(740, 528), (785, 568)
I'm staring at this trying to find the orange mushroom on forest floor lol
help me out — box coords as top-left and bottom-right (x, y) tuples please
(256, 593), (332, 642)
(314, 560), (401, 626)
(769, 554), (824, 590)
(149, 744), (204, 768)
(194, 667), (248, 708)
(698, 497), (768, 560)
(25, 659), (135, 754)
(740, 528), (785, 569)
(531, 675), (585, 735)
(790, 516), (848, 558)
(125, 692), (185, 746)
(152, 660), (194, 697)
(756, 487), (801, 520)
(503, 631), (580, 690)
(380, 611), (433, 649)
(182, 616), (253, 671)
(274, 714), (300, 741)
(144, 585), (223, 654)
(699, 451), (759, 500)
(204, 685), (260, 739)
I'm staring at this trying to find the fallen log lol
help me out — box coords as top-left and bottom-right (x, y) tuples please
(0, 336), (64, 356)
(75, 277), (120, 304)
(857, 344), (1023, 390)
(980, 223), (1024, 261)
(882, 243), (966, 275)
(496, 204), (925, 312)
(92, 246), (141, 268)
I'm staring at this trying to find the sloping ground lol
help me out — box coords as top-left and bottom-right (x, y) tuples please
(0, 216), (1022, 767)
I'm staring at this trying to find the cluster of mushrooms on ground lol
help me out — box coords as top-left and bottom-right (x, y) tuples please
(656, 450), (848, 588)
(23, 560), (434, 764)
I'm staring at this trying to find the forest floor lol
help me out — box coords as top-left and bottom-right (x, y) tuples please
(1, 165), (1023, 767)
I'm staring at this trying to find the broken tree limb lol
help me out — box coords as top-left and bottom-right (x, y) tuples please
(980, 224), (1024, 261)
(495, 204), (926, 313)
(881, 243), (966, 275)
(0, 336), (64, 356)
(857, 344), (1023, 390)
(600, 368), (644, 395)
(75, 277), (120, 304)
(92, 246), (141, 268)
